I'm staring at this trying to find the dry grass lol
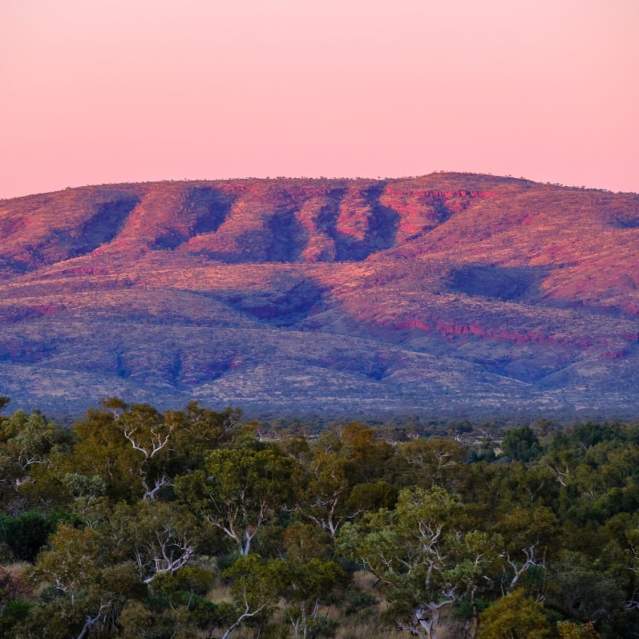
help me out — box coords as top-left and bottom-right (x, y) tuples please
(334, 621), (408, 639)
(206, 581), (233, 604)
(351, 569), (378, 592)
(202, 567), (413, 639)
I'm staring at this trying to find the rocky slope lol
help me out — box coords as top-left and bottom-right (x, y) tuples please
(1, 173), (638, 418)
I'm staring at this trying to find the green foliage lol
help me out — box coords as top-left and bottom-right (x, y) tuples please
(176, 443), (295, 555)
(280, 558), (347, 629)
(557, 621), (600, 638)
(0, 512), (69, 562)
(502, 426), (542, 462)
(153, 565), (215, 598)
(478, 589), (551, 638)
(0, 599), (31, 635)
(0, 400), (638, 638)
(339, 486), (503, 637)
(546, 551), (625, 624)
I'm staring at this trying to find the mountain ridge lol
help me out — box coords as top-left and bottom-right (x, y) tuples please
(1, 173), (638, 419)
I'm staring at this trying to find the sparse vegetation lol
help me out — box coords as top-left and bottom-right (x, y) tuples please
(2, 174), (638, 419)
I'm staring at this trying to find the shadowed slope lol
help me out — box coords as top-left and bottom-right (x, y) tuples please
(0, 173), (638, 417)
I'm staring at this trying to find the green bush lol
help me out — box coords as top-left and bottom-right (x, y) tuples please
(0, 512), (57, 562)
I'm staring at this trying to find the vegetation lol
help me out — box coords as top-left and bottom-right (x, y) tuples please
(0, 396), (638, 638)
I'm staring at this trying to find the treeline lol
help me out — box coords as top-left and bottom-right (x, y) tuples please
(0, 396), (638, 638)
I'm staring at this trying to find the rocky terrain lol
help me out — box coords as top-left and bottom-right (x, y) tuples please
(0, 173), (638, 419)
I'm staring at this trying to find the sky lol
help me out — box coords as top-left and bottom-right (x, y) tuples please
(1, 0), (638, 198)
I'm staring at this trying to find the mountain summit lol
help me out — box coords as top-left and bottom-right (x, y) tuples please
(1, 173), (638, 418)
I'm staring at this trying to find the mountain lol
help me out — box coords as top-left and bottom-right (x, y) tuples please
(1, 173), (638, 419)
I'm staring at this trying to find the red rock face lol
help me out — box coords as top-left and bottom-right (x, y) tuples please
(0, 173), (638, 418)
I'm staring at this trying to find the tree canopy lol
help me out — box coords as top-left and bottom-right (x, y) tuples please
(0, 399), (637, 638)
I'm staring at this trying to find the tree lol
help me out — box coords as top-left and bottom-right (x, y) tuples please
(3, 402), (639, 638)
(338, 422), (394, 484)
(294, 424), (395, 541)
(0, 511), (65, 562)
(0, 410), (68, 504)
(280, 558), (346, 639)
(545, 551), (625, 625)
(176, 445), (295, 555)
(33, 524), (141, 639)
(298, 448), (353, 540)
(35, 525), (102, 605)
(340, 487), (503, 639)
(494, 505), (558, 591)
(557, 621), (600, 639)
(68, 403), (147, 500)
(166, 401), (240, 472)
(69, 399), (241, 503)
(478, 589), (551, 638)
(221, 555), (286, 638)
(106, 501), (198, 584)
(502, 427), (542, 463)
(398, 437), (467, 489)
(113, 402), (175, 501)
(298, 446), (388, 541)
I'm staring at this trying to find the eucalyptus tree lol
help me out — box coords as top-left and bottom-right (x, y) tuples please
(297, 423), (395, 540)
(340, 486), (503, 639)
(0, 409), (68, 506)
(176, 443), (297, 556)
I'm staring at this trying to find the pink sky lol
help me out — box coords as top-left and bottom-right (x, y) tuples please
(1, 0), (638, 198)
